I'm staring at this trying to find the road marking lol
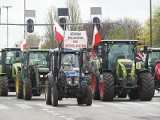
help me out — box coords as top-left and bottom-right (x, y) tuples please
(42, 109), (49, 111)
(65, 118), (74, 120)
(147, 113), (160, 116)
(121, 102), (143, 106)
(15, 104), (33, 109)
(0, 104), (10, 110)
(36, 103), (56, 109)
(91, 104), (103, 108)
(54, 113), (61, 116)
(47, 111), (55, 113)
(67, 106), (79, 108)
(100, 102), (127, 107)
(118, 107), (129, 111)
(59, 116), (67, 118)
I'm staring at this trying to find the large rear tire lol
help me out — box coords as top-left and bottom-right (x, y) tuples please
(139, 72), (154, 101)
(91, 73), (100, 100)
(51, 86), (58, 107)
(0, 76), (8, 96)
(16, 74), (23, 99)
(23, 78), (32, 100)
(45, 79), (51, 105)
(100, 72), (114, 101)
(128, 89), (139, 100)
(86, 86), (92, 106)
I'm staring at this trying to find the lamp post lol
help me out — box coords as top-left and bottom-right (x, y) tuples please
(3, 6), (12, 47)
(24, 0), (26, 39)
(150, 0), (152, 47)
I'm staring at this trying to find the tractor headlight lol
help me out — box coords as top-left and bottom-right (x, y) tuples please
(74, 77), (79, 85)
(67, 78), (72, 86)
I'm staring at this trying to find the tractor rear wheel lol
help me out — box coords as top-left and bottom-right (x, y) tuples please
(0, 76), (8, 96)
(91, 73), (100, 100)
(86, 86), (92, 106)
(139, 72), (154, 101)
(99, 72), (114, 101)
(16, 74), (23, 99)
(23, 78), (32, 100)
(51, 86), (58, 107)
(45, 79), (51, 105)
(128, 89), (139, 100)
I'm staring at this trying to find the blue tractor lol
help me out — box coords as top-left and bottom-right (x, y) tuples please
(45, 48), (92, 107)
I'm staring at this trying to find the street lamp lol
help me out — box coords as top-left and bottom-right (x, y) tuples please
(150, 0), (152, 47)
(3, 6), (12, 47)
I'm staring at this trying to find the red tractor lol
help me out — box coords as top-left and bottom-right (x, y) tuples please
(143, 46), (160, 92)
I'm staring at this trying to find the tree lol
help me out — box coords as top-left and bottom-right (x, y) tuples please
(143, 6), (160, 47)
(66, 0), (82, 30)
(26, 34), (41, 48)
(44, 6), (58, 49)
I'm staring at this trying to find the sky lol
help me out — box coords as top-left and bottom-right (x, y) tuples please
(0, 0), (160, 49)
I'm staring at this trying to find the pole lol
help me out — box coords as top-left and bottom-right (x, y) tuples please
(0, 7), (1, 24)
(3, 6), (12, 47)
(24, 0), (26, 39)
(150, 0), (152, 47)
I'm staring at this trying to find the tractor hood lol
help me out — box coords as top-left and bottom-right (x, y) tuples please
(64, 71), (79, 77)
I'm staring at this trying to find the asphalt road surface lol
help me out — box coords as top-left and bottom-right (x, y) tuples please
(0, 91), (160, 120)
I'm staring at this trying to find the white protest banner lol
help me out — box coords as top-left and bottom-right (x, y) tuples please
(64, 31), (87, 49)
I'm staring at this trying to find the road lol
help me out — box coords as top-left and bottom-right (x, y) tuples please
(0, 91), (160, 120)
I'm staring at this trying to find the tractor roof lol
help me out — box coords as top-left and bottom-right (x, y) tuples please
(1, 48), (21, 51)
(147, 47), (160, 51)
(101, 40), (138, 43)
(50, 48), (80, 54)
(27, 49), (49, 52)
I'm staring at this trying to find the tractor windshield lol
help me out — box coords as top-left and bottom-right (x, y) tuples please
(108, 43), (134, 70)
(5, 51), (21, 64)
(28, 52), (49, 67)
(61, 54), (79, 71)
(148, 51), (160, 66)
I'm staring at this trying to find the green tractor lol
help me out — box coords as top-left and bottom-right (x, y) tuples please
(0, 48), (21, 96)
(91, 40), (155, 101)
(16, 48), (50, 100)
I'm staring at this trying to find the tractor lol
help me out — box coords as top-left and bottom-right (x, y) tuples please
(16, 48), (50, 100)
(91, 40), (155, 101)
(0, 48), (21, 96)
(143, 47), (160, 92)
(45, 48), (92, 107)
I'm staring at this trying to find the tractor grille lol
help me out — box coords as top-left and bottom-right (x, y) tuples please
(122, 62), (133, 74)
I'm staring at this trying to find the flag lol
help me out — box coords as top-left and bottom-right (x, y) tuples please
(54, 21), (64, 44)
(21, 39), (26, 51)
(92, 25), (101, 59)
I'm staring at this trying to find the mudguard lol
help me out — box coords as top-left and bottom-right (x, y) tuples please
(47, 72), (55, 87)
(136, 69), (151, 77)
(155, 62), (160, 80)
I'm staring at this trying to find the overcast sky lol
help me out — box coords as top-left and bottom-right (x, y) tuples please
(0, 0), (160, 49)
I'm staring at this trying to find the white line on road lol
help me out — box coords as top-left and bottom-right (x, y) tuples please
(41, 109), (49, 111)
(100, 102), (127, 107)
(0, 104), (10, 110)
(91, 104), (103, 108)
(15, 104), (33, 109)
(65, 118), (74, 120)
(118, 107), (129, 111)
(36, 103), (56, 109)
(59, 116), (67, 118)
(147, 113), (160, 116)
(53, 113), (61, 116)
(121, 102), (144, 106)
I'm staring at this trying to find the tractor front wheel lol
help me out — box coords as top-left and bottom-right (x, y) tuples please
(45, 79), (51, 105)
(0, 76), (8, 96)
(139, 72), (154, 101)
(99, 72), (114, 101)
(23, 78), (32, 100)
(86, 86), (92, 106)
(16, 74), (23, 99)
(51, 86), (58, 107)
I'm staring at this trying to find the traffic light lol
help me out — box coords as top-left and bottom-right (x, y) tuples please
(27, 19), (34, 33)
(93, 17), (100, 31)
(59, 17), (66, 30)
